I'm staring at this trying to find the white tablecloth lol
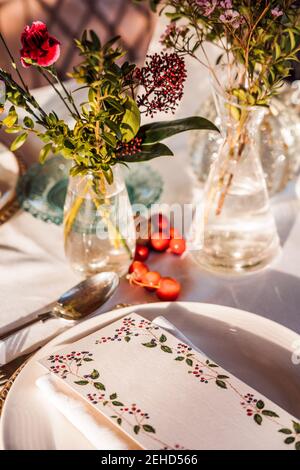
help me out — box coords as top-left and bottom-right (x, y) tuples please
(1, 17), (300, 358)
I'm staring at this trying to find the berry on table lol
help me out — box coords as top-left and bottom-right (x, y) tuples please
(128, 261), (149, 281)
(156, 277), (181, 301)
(169, 237), (186, 255)
(150, 232), (170, 252)
(141, 271), (161, 292)
(134, 244), (150, 262)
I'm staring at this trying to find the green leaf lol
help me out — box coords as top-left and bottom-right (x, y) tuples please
(134, 425), (140, 435)
(142, 342), (157, 348)
(112, 401), (124, 406)
(119, 142), (173, 163)
(142, 424), (155, 434)
(295, 441), (300, 451)
(256, 400), (265, 410)
(74, 380), (89, 385)
(186, 358), (193, 367)
(10, 132), (27, 151)
(124, 336), (131, 343)
(120, 96), (141, 142)
(94, 382), (105, 391)
(284, 437), (295, 445)
(3, 109), (17, 128)
(39, 143), (52, 164)
(137, 116), (219, 145)
(159, 334), (167, 343)
(175, 356), (185, 361)
(217, 375), (229, 380)
(262, 410), (279, 418)
(83, 357), (93, 362)
(117, 417), (122, 426)
(254, 414), (262, 425)
(23, 116), (34, 129)
(293, 421), (300, 434)
(110, 393), (117, 400)
(279, 428), (292, 435)
(102, 132), (117, 148)
(216, 379), (227, 389)
(161, 345), (172, 353)
(90, 369), (100, 380)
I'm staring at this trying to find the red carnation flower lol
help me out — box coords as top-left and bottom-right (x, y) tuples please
(20, 21), (60, 68)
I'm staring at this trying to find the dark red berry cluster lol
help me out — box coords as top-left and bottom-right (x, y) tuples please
(120, 404), (150, 419)
(87, 392), (105, 405)
(240, 393), (258, 416)
(176, 343), (192, 355)
(191, 364), (208, 383)
(116, 137), (143, 158)
(96, 317), (157, 345)
(135, 52), (187, 117)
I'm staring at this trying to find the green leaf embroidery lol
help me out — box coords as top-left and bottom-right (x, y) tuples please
(295, 441), (300, 451)
(293, 421), (300, 434)
(262, 410), (279, 418)
(284, 437), (295, 445)
(143, 424), (155, 434)
(256, 400), (265, 410)
(175, 356), (185, 361)
(159, 334), (167, 343)
(117, 418), (122, 426)
(112, 401), (124, 407)
(161, 345), (172, 353)
(254, 414), (263, 425)
(217, 375), (229, 380)
(134, 425), (140, 435)
(74, 380), (89, 385)
(90, 369), (100, 380)
(186, 358), (193, 367)
(142, 342), (157, 348)
(216, 380), (227, 389)
(279, 428), (292, 434)
(83, 357), (93, 362)
(94, 382), (105, 391)
(110, 393), (117, 400)
(124, 336), (131, 343)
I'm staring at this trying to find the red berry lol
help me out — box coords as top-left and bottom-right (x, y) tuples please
(128, 261), (149, 281)
(151, 213), (169, 233)
(141, 271), (161, 292)
(150, 232), (170, 252)
(134, 244), (150, 262)
(169, 237), (186, 255)
(156, 277), (181, 301)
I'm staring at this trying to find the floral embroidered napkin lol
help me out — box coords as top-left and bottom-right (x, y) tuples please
(39, 313), (300, 450)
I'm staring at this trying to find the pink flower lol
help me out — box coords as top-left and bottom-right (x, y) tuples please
(20, 21), (60, 68)
(271, 7), (283, 18)
(219, 9), (245, 28)
(196, 0), (218, 17)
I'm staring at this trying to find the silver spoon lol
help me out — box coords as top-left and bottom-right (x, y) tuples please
(0, 272), (119, 342)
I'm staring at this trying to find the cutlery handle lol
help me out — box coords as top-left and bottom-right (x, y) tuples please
(0, 312), (53, 342)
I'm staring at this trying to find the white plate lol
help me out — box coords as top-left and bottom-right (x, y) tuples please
(0, 142), (19, 211)
(1, 302), (299, 450)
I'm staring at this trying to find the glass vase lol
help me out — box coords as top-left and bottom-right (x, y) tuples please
(192, 91), (280, 275)
(63, 165), (136, 277)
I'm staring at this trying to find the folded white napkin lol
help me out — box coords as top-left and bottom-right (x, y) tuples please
(36, 315), (195, 450)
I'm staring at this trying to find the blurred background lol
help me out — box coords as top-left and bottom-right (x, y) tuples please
(0, 0), (156, 88)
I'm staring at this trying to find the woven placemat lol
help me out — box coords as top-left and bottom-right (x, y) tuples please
(0, 357), (31, 416)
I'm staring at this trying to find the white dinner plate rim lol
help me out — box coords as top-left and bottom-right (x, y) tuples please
(1, 301), (299, 450)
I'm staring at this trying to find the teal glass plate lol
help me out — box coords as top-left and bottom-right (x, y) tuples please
(17, 156), (163, 225)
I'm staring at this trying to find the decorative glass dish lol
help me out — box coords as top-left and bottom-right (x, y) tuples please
(17, 156), (163, 225)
